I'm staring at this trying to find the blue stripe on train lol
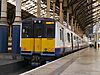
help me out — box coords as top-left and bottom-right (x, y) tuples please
(55, 48), (62, 56)
(55, 47), (72, 56)
(21, 52), (33, 55)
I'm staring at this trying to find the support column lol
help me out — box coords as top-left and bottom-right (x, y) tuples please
(76, 24), (79, 34)
(59, 0), (63, 24)
(53, 0), (56, 19)
(47, 0), (50, 18)
(37, 0), (41, 18)
(0, 0), (8, 53)
(79, 26), (82, 36)
(78, 26), (80, 34)
(74, 20), (77, 32)
(67, 10), (70, 27)
(71, 16), (74, 31)
(94, 33), (96, 48)
(96, 22), (99, 50)
(12, 0), (22, 54)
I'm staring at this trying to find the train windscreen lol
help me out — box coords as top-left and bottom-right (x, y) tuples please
(22, 25), (33, 38)
(22, 19), (55, 38)
(33, 23), (44, 38)
(45, 22), (55, 38)
(45, 25), (55, 38)
(33, 21), (55, 38)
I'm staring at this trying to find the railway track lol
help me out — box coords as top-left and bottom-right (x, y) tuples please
(0, 60), (33, 75)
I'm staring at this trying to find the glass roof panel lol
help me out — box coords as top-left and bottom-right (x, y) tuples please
(92, 0), (100, 22)
(7, 0), (59, 19)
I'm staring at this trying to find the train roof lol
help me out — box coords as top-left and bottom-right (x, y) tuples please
(22, 17), (55, 22)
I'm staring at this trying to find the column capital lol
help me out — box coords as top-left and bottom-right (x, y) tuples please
(53, 0), (56, 3)
(14, 16), (21, 22)
(0, 0), (8, 26)
(71, 16), (74, 19)
(13, 0), (21, 25)
(77, 23), (79, 25)
(0, 17), (7, 23)
(75, 20), (77, 23)
(59, 0), (63, 3)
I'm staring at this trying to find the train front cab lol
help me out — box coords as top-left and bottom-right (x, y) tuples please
(20, 18), (56, 59)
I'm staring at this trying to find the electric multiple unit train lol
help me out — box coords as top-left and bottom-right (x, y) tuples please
(20, 17), (88, 60)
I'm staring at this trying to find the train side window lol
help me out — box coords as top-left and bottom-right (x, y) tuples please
(60, 28), (64, 41)
(62, 29), (64, 41)
(22, 26), (32, 38)
(67, 33), (70, 43)
(45, 23), (55, 38)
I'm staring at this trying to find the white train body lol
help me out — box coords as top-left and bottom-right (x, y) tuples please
(54, 21), (88, 56)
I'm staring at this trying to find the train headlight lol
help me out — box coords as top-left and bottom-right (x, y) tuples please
(34, 20), (36, 23)
(21, 47), (27, 50)
(39, 20), (41, 23)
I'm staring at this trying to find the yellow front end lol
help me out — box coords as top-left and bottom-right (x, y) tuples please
(42, 38), (55, 52)
(34, 38), (55, 53)
(21, 38), (34, 52)
(21, 38), (55, 54)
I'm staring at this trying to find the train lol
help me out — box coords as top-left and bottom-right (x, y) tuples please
(20, 17), (88, 62)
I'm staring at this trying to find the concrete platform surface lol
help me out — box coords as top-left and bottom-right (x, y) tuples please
(20, 48), (100, 75)
(0, 53), (22, 65)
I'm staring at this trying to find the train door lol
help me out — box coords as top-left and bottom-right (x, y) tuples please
(33, 22), (44, 53)
(61, 28), (65, 53)
(60, 28), (65, 53)
(71, 33), (73, 50)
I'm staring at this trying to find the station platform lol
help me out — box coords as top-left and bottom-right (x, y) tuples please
(0, 53), (22, 65)
(0, 53), (24, 75)
(20, 48), (100, 75)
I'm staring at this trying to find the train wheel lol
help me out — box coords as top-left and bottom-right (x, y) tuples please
(31, 55), (41, 66)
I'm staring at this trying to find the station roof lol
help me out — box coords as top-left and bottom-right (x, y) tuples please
(0, 0), (100, 34)
(63, 0), (100, 33)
